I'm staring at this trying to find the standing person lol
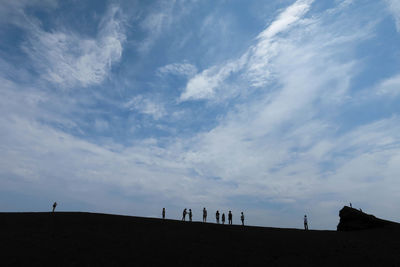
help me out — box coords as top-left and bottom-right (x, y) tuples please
(52, 202), (57, 212)
(304, 215), (308, 230)
(349, 203), (352, 208)
(203, 207), (207, 222)
(240, 212), (245, 226)
(182, 208), (187, 221)
(216, 210), (220, 224)
(222, 213), (225, 224)
(228, 211), (232, 225)
(189, 209), (192, 222)
(162, 208), (166, 219)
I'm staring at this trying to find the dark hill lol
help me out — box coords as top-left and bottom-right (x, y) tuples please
(1, 211), (400, 266)
(337, 206), (399, 231)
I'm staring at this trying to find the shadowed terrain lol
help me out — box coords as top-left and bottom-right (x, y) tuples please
(1, 210), (400, 266)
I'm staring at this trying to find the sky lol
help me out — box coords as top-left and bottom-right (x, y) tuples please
(0, 0), (400, 230)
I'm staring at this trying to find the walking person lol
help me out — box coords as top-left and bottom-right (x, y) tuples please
(189, 209), (192, 222)
(162, 208), (165, 219)
(203, 207), (207, 222)
(228, 211), (232, 225)
(216, 210), (220, 224)
(222, 213), (225, 224)
(52, 202), (57, 212)
(240, 212), (245, 226)
(182, 208), (187, 221)
(304, 215), (308, 230)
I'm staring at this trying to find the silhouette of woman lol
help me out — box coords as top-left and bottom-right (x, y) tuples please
(203, 207), (207, 222)
(182, 208), (187, 221)
(304, 215), (308, 230)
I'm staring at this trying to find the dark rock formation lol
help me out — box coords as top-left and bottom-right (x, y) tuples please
(337, 206), (398, 231)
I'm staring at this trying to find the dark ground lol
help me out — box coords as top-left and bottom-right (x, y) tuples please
(1, 212), (400, 266)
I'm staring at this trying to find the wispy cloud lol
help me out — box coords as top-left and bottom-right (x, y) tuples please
(180, 56), (247, 101)
(0, 0), (57, 27)
(137, 0), (198, 53)
(180, 0), (314, 101)
(157, 62), (197, 77)
(22, 5), (126, 88)
(124, 95), (166, 120)
(138, 5), (172, 53)
(376, 74), (400, 96)
(257, 0), (314, 39)
(385, 0), (400, 31)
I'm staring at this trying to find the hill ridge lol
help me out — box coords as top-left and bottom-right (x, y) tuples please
(1, 209), (400, 266)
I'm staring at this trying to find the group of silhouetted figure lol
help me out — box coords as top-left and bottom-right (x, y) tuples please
(162, 207), (245, 225)
(51, 201), (308, 230)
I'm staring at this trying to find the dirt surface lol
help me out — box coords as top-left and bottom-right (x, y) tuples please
(1, 212), (400, 266)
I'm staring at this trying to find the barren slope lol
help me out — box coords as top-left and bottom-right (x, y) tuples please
(1, 211), (400, 266)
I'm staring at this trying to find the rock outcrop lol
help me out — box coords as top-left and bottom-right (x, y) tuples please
(337, 206), (397, 231)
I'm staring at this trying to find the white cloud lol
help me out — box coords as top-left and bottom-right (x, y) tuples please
(0, 116), (188, 208)
(257, 0), (314, 40)
(137, 0), (198, 53)
(385, 0), (400, 31)
(125, 95), (166, 120)
(180, 57), (247, 101)
(22, 5), (126, 88)
(138, 10), (170, 53)
(180, 0), (314, 101)
(376, 74), (400, 96)
(157, 62), (197, 77)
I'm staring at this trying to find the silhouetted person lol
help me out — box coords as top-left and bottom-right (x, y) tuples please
(228, 211), (232, 225)
(216, 210), (220, 224)
(304, 215), (308, 230)
(203, 207), (207, 222)
(241, 212), (244, 226)
(52, 202), (57, 212)
(182, 208), (187, 221)
(349, 203), (352, 208)
(162, 208), (165, 219)
(222, 213), (225, 224)
(360, 208), (363, 212)
(189, 209), (192, 222)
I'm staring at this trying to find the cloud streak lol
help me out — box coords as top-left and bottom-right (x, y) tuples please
(385, 0), (400, 31)
(377, 74), (400, 96)
(180, 0), (314, 101)
(124, 95), (166, 120)
(157, 62), (197, 77)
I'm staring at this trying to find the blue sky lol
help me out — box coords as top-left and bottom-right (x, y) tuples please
(1, 0), (400, 229)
